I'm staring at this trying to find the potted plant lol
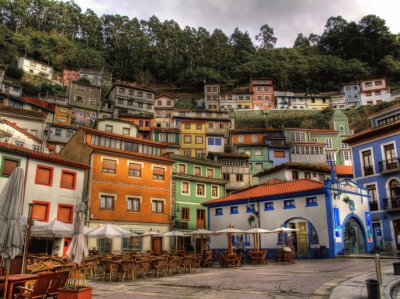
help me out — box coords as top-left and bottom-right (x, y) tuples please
(343, 196), (350, 203)
(248, 214), (256, 227)
(58, 266), (92, 299)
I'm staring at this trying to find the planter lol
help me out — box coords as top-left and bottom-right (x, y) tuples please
(58, 286), (92, 299)
(393, 262), (400, 275)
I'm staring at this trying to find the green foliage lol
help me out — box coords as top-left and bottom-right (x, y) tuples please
(21, 81), (40, 96)
(6, 65), (23, 79)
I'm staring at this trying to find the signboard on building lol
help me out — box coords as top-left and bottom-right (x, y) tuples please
(72, 108), (97, 126)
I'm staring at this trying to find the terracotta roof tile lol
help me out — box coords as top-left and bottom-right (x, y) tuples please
(0, 106), (47, 119)
(368, 103), (400, 118)
(203, 179), (324, 205)
(0, 142), (89, 170)
(22, 97), (55, 112)
(344, 120), (400, 144)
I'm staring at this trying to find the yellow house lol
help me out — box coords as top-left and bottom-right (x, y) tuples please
(304, 94), (331, 110)
(180, 120), (206, 158)
(235, 93), (253, 110)
(54, 105), (73, 125)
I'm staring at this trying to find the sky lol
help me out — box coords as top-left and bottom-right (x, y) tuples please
(71, 0), (400, 48)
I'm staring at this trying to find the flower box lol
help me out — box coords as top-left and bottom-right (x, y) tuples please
(58, 287), (92, 299)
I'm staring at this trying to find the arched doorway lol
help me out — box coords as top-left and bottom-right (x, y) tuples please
(344, 217), (365, 254)
(389, 179), (400, 209)
(285, 218), (319, 256)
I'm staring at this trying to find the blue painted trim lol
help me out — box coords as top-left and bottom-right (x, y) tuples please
(264, 207), (274, 211)
(306, 203), (318, 207)
(342, 213), (371, 254)
(283, 205), (296, 209)
(215, 208), (223, 216)
(230, 211), (239, 215)
(324, 181), (336, 258)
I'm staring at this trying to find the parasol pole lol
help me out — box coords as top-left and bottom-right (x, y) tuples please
(281, 232), (285, 250)
(227, 233), (232, 254)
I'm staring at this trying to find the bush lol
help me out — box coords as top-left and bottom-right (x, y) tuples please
(6, 65), (23, 79)
(21, 81), (40, 96)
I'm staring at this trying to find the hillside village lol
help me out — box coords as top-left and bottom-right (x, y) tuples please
(1, 56), (400, 258)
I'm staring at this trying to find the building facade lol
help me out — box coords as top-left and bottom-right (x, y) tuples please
(17, 57), (53, 80)
(360, 78), (391, 106)
(250, 79), (275, 110)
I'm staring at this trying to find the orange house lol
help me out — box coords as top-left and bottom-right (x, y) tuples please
(119, 115), (154, 140)
(250, 79), (275, 110)
(60, 127), (173, 253)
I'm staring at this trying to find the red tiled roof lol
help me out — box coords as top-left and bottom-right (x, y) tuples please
(2, 120), (54, 151)
(0, 142), (90, 170)
(21, 97), (55, 112)
(368, 103), (400, 118)
(83, 127), (167, 147)
(334, 165), (353, 175)
(0, 106), (47, 119)
(89, 144), (174, 164)
(230, 128), (280, 133)
(203, 179), (324, 205)
(308, 129), (338, 134)
(344, 120), (400, 144)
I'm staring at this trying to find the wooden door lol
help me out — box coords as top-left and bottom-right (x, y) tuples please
(393, 220), (400, 250)
(196, 209), (206, 229)
(152, 237), (162, 255)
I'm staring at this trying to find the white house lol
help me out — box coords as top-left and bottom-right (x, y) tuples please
(0, 142), (89, 256)
(95, 118), (138, 137)
(203, 178), (374, 258)
(17, 57), (53, 80)
(360, 78), (391, 106)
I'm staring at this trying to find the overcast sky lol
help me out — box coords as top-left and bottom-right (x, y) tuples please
(71, 0), (399, 47)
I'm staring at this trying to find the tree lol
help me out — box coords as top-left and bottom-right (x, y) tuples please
(255, 24), (277, 49)
(293, 33), (310, 48)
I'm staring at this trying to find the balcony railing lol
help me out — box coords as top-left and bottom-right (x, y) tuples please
(175, 221), (188, 229)
(378, 158), (400, 174)
(383, 197), (400, 211)
(363, 166), (374, 176)
(339, 129), (354, 136)
(369, 200), (379, 212)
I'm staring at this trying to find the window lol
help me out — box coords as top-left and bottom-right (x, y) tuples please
(66, 130), (74, 138)
(196, 150), (203, 158)
(128, 163), (141, 177)
(366, 184), (378, 211)
(57, 204), (73, 223)
(223, 173), (230, 181)
(375, 91), (381, 96)
(153, 167), (165, 180)
(145, 121), (150, 127)
(152, 200), (164, 213)
(119, 88), (125, 93)
(102, 159), (116, 174)
(292, 171), (299, 180)
(88, 98), (97, 105)
(195, 124), (202, 130)
(194, 166), (201, 176)
(138, 91), (143, 97)
(215, 208), (223, 216)
(274, 151), (285, 158)
(304, 172), (311, 179)
(100, 195), (115, 209)
(208, 123), (214, 129)
(238, 135), (244, 143)
(306, 197), (318, 207)
(211, 185), (218, 197)
(122, 128), (130, 135)
(236, 174), (243, 182)
(284, 199), (295, 209)
(127, 197), (140, 211)
(32, 202), (50, 221)
(252, 135), (257, 142)
(264, 202), (274, 211)
(35, 165), (53, 186)
(255, 163), (263, 171)
(58, 117), (66, 123)
(215, 138), (222, 146)
(184, 150), (191, 157)
(362, 150), (374, 175)
(230, 206), (239, 214)
(383, 144), (396, 170)
(105, 125), (113, 132)
(146, 93), (152, 99)
(254, 149), (263, 156)
(182, 182), (189, 194)
(208, 138), (215, 145)
(195, 136), (203, 144)
(246, 203), (255, 213)
(60, 170), (76, 189)
(196, 184), (205, 196)
(325, 138), (333, 149)
(181, 208), (190, 220)
(207, 169), (214, 178)
(184, 123), (190, 129)
(1, 157), (20, 177)
(184, 135), (191, 143)
(178, 164), (186, 173)
(55, 128), (62, 137)
(375, 80), (382, 86)
(75, 96), (85, 103)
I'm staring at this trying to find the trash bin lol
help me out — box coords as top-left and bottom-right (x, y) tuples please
(393, 262), (400, 275)
(365, 279), (380, 299)
(320, 246), (327, 258)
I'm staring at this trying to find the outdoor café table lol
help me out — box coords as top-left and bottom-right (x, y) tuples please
(0, 274), (38, 299)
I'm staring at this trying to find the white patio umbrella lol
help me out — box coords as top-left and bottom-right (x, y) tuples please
(216, 227), (245, 254)
(163, 231), (185, 252)
(0, 168), (25, 299)
(87, 224), (134, 239)
(271, 227), (299, 250)
(140, 231), (163, 237)
(245, 228), (272, 251)
(185, 229), (215, 253)
(65, 223), (93, 235)
(31, 219), (73, 237)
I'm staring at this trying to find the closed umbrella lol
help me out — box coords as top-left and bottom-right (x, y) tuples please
(0, 168), (25, 299)
(216, 227), (245, 254)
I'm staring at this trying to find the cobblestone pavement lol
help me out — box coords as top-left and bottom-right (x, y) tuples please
(89, 259), (395, 299)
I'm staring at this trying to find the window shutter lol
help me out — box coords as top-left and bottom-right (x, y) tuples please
(129, 163), (141, 170)
(37, 167), (52, 185)
(32, 204), (48, 221)
(61, 172), (75, 189)
(58, 206), (72, 223)
(153, 167), (165, 175)
(102, 159), (116, 172)
(3, 159), (18, 176)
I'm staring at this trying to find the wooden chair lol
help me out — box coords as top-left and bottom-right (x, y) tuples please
(153, 257), (168, 277)
(234, 253), (243, 267)
(14, 272), (53, 299)
(120, 260), (133, 282)
(101, 260), (120, 282)
(46, 270), (70, 299)
(168, 257), (182, 276)
(182, 256), (192, 273)
(200, 251), (213, 267)
(248, 250), (258, 265)
(191, 256), (202, 272)
(284, 235), (295, 264)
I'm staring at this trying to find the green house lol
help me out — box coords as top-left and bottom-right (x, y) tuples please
(169, 154), (227, 231)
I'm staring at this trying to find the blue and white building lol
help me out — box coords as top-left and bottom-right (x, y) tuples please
(341, 83), (361, 108)
(345, 104), (400, 251)
(203, 178), (373, 258)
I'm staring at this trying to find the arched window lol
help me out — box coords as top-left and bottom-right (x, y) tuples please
(389, 179), (400, 199)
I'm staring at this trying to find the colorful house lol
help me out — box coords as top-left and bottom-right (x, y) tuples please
(119, 114), (154, 140)
(304, 93), (331, 110)
(152, 127), (180, 154)
(250, 79), (275, 110)
(0, 142), (89, 256)
(54, 104), (73, 126)
(203, 178), (373, 258)
(179, 120), (206, 158)
(345, 104), (400, 251)
(341, 83), (361, 108)
(360, 78), (391, 106)
(60, 127), (174, 254)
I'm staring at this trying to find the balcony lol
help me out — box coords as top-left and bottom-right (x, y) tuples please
(383, 197), (400, 211)
(175, 221), (188, 229)
(264, 139), (289, 147)
(363, 166), (374, 176)
(339, 129), (354, 136)
(378, 158), (400, 174)
(369, 200), (379, 212)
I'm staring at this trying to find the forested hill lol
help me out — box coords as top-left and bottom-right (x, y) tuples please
(1, 0), (400, 92)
